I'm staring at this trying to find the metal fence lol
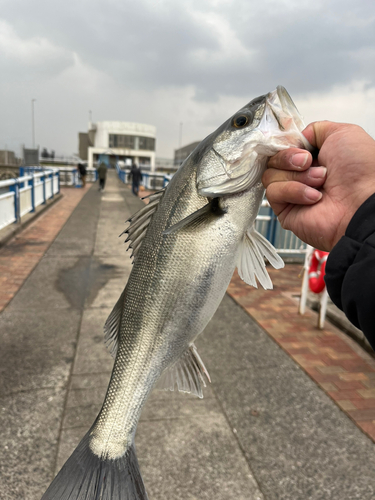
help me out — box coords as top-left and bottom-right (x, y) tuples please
(256, 200), (307, 257)
(116, 165), (171, 190)
(22, 166), (98, 186)
(0, 170), (60, 231)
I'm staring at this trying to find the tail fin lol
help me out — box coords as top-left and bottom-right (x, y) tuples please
(41, 431), (148, 500)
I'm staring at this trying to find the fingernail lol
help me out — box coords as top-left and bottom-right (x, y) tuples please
(308, 166), (327, 179)
(291, 153), (309, 168)
(305, 187), (322, 202)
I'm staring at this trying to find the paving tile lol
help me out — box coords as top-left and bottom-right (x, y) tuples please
(348, 409), (375, 421)
(66, 386), (108, 407)
(63, 404), (101, 429)
(336, 400), (357, 410)
(70, 372), (112, 390)
(339, 372), (368, 381)
(352, 399), (375, 409)
(358, 422), (375, 441)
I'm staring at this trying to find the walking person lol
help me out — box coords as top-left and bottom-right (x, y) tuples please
(97, 161), (107, 191)
(77, 162), (87, 188)
(129, 163), (142, 196)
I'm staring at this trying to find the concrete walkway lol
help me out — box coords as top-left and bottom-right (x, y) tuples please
(1, 171), (375, 499)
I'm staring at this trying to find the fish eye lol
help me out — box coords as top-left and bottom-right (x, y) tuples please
(233, 114), (249, 128)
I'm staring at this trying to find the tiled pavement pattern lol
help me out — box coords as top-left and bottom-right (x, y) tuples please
(0, 185), (90, 313)
(228, 266), (375, 442)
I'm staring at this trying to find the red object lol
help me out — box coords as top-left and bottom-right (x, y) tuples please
(308, 249), (329, 293)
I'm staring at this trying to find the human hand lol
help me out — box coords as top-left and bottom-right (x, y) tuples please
(262, 121), (375, 251)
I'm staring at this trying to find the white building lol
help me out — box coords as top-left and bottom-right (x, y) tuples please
(85, 121), (156, 171)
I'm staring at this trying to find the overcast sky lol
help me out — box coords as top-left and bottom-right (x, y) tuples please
(1, 0), (375, 159)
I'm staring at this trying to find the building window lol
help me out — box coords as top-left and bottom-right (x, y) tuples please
(109, 134), (135, 149)
(138, 136), (155, 151)
(108, 134), (155, 151)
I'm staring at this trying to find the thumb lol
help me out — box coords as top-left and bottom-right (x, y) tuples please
(302, 121), (344, 149)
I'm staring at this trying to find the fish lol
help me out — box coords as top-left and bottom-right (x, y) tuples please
(41, 86), (313, 500)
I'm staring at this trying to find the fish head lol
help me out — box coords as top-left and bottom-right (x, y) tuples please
(196, 86), (313, 197)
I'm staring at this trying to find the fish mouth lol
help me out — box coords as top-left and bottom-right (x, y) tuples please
(276, 85), (305, 131)
(264, 86), (304, 132)
(261, 85), (314, 152)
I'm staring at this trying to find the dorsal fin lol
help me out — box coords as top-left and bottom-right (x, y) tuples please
(121, 189), (165, 262)
(237, 225), (284, 290)
(155, 343), (211, 399)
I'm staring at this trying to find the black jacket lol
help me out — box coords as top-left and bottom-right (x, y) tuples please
(325, 193), (375, 349)
(78, 163), (87, 176)
(130, 166), (142, 184)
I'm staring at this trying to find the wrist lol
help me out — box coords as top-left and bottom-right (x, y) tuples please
(342, 193), (375, 244)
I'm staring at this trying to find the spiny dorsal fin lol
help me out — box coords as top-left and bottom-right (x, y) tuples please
(121, 189), (165, 262)
(237, 225), (284, 290)
(155, 343), (211, 399)
(104, 287), (127, 357)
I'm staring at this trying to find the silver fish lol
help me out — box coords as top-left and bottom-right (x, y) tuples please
(41, 86), (312, 500)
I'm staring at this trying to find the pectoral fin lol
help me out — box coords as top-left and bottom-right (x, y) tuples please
(163, 198), (226, 236)
(237, 226), (284, 289)
(155, 343), (211, 399)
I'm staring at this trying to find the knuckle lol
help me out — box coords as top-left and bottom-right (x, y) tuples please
(280, 218), (291, 231)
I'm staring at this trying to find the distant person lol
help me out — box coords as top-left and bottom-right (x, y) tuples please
(97, 161), (107, 192)
(78, 162), (87, 187)
(129, 163), (142, 196)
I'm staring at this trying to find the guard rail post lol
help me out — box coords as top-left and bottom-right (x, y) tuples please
(49, 171), (53, 199)
(266, 206), (278, 246)
(299, 245), (313, 316)
(42, 173), (46, 204)
(29, 175), (35, 212)
(9, 180), (20, 223)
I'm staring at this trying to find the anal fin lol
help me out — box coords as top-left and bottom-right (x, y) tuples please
(104, 287), (126, 357)
(155, 343), (211, 399)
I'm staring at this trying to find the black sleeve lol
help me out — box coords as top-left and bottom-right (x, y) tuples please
(325, 193), (375, 349)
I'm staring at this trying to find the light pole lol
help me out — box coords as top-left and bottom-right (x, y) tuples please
(31, 99), (36, 148)
(179, 122), (183, 148)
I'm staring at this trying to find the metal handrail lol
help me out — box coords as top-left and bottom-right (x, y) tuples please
(0, 170), (60, 231)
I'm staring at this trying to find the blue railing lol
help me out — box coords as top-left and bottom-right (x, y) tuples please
(22, 166), (98, 187)
(116, 165), (171, 190)
(0, 170), (60, 231)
